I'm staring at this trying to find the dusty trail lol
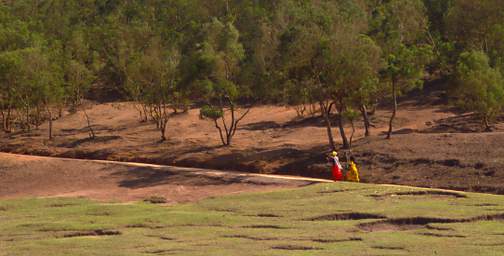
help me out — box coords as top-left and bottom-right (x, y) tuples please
(0, 153), (330, 203)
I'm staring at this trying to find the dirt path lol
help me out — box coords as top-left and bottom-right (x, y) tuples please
(0, 153), (330, 203)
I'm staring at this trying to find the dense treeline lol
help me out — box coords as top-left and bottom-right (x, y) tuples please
(0, 0), (503, 149)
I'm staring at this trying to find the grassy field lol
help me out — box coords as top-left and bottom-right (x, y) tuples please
(2, 182), (504, 256)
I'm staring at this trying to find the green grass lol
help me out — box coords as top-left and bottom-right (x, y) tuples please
(2, 182), (504, 255)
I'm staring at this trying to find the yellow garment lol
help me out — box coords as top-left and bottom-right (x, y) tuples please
(346, 161), (360, 182)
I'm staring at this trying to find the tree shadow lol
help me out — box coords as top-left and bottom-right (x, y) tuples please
(57, 135), (121, 148)
(241, 121), (282, 131)
(56, 148), (115, 160)
(283, 116), (326, 128)
(173, 145), (334, 180)
(112, 166), (282, 189)
(420, 113), (498, 133)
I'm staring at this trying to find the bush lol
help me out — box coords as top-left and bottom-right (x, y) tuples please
(200, 105), (224, 120)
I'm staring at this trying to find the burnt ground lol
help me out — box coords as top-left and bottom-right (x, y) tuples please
(1, 90), (504, 194)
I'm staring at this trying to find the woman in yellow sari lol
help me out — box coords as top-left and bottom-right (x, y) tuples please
(346, 156), (360, 182)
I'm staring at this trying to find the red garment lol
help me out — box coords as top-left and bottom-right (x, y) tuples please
(332, 165), (343, 181)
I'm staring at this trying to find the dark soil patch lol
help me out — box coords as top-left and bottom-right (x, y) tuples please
(48, 203), (77, 208)
(417, 232), (466, 238)
(369, 190), (467, 199)
(58, 135), (121, 148)
(473, 203), (499, 207)
(477, 242), (504, 246)
(372, 245), (407, 251)
(145, 235), (176, 240)
(438, 159), (464, 167)
(126, 224), (149, 228)
(87, 211), (112, 216)
(160, 236), (176, 241)
(272, 245), (322, 251)
(145, 249), (181, 254)
(246, 213), (282, 218)
(317, 189), (364, 194)
(0, 206), (7, 211)
(243, 225), (288, 229)
(426, 225), (454, 231)
(359, 213), (504, 232)
(223, 235), (278, 241)
(63, 229), (121, 238)
(144, 196), (168, 204)
(210, 208), (239, 213)
(305, 212), (386, 221)
(312, 237), (362, 243)
(469, 186), (504, 195)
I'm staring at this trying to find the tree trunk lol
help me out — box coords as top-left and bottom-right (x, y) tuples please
(83, 109), (95, 139)
(24, 106), (31, 132)
(227, 103), (235, 146)
(387, 79), (398, 139)
(320, 101), (336, 151)
(349, 118), (356, 148)
(58, 105), (63, 118)
(35, 106), (43, 129)
(47, 107), (53, 140)
(160, 119), (168, 141)
(214, 119), (226, 146)
(336, 104), (350, 149)
(2, 108), (12, 133)
(0, 110), (4, 132)
(159, 102), (170, 141)
(228, 107), (250, 146)
(6, 107), (11, 133)
(219, 98), (251, 147)
(361, 104), (371, 137)
(483, 115), (492, 132)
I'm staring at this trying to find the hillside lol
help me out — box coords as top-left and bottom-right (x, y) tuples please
(0, 153), (319, 203)
(1, 93), (504, 194)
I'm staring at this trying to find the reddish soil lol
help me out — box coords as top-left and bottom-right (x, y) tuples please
(0, 153), (316, 203)
(1, 91), (504, 194)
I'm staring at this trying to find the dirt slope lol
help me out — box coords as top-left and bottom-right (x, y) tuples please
(0, 153), (319, 203)
(1, 92), (504, 194)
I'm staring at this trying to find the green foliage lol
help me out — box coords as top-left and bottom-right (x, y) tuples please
(454, 51), (504, 126)
(200, 105), (224, 120)
(0, 0), (503, 136)
(445, 0), (504, 52)
(386, 44), (434, 93)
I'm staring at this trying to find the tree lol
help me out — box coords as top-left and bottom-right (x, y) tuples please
(19, 48), (63, 139)
(323, 34), (382, 143)
(65, 59), (95, 138)
(368, 0), (434, 139)
(276, 0), (372, 150)
(126, 39), (180, 141)
(195, 19), (249, 146)
(0, 6), (32, 132)
(445, 0), (504, 54)
(445, 0), (504, 75)
(454, 51), (504, 131)
(0, 47), (63, 137)
(385, 44), (433, 139)
(277, 15), (338, 150)
(0, 50), (22, 132)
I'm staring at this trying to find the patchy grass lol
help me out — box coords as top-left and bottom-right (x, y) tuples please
(2, 182), (504, 255)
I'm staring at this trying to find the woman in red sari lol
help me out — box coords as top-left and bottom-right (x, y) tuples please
(328, 151), (343, 181)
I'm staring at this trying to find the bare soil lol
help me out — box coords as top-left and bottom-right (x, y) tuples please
(1, 91), (504, 194)
(0, 153), (314, 203)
